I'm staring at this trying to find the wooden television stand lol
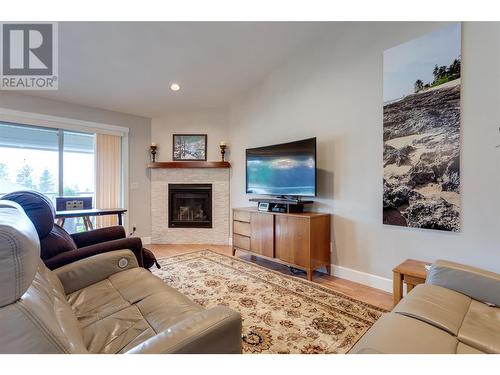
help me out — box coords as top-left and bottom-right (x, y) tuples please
(232, 207), (331, 281)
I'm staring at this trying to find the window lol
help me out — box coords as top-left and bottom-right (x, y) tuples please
(63, 130), (95, 197)
(0, 122), (96, 204)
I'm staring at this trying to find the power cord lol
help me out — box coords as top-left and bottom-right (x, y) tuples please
(129, 226), (136, 237)
(288, 266), (306, 276)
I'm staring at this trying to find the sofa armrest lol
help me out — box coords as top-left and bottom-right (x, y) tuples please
(126, 306), (242, 354)
(70, 226), (126, 248)
(54, 249), (139, 294)
(426, 260), (500, 306)
(45, 237), (144, 269)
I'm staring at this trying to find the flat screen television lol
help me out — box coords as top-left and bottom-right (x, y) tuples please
(246, 137), (317, 197)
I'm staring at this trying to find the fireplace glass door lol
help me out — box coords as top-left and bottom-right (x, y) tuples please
(168, 184), (212, 228)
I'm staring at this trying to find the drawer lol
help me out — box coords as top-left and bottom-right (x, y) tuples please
(233, 221), (251, 236)
(404, 275), (426, 285)
(233, 234), (250, 250)
(233, 210), (251, 223)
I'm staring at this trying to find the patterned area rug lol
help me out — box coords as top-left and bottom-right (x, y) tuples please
(152, 250), (385, 354)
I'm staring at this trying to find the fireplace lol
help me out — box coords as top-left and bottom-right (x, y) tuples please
(168, 184), (212, 228)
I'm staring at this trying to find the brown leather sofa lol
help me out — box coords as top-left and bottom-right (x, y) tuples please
(350, 260), (500, 354)
(0, 200), (242, 354)
(2, 190), (157, 270)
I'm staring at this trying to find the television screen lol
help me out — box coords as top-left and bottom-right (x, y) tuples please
(246, 137), (316, 197)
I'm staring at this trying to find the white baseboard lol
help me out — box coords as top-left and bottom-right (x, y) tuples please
(141, 236), (152, 245)
(330, 264), (392, 293)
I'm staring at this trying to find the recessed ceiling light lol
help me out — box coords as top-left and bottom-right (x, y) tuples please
(170, 83), (180, 92)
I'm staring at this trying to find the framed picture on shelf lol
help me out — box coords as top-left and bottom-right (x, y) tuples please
(172, 134), (207, 161)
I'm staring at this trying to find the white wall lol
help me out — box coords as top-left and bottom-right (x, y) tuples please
(152, 108), (230, 162)
(0, 93), (153, 238)
(229, 22), (500, 282)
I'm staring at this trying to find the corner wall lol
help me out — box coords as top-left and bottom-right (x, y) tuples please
(151, 108), (230, 162)
(228, 22), (500, 283)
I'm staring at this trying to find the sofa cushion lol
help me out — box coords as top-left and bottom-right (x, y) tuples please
(456, 342), (486, 354)
(349, 313), (458, 354)
(67, 267), (203, 354)
(108, 267), (172, 303)
(135, 290), (204, 333)
(66, 278), (131, 328)
(83, 305), (155, 354)
(458, 300), (500, 354)
(393, 284), (471, 335)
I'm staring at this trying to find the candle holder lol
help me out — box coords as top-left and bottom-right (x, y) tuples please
(150, 145), (158, 162)
(220, 144), (227, 162)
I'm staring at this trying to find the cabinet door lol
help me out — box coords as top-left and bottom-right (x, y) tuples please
(275, 215), (310, 268)
(250, 212), (274, 258)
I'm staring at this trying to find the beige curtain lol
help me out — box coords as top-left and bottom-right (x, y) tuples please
(95, 134), (122, 228)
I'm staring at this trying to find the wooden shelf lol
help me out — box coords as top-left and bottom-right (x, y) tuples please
(148, 161), (231, 169)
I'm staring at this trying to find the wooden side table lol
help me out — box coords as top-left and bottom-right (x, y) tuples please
(392, 259), (431, 307)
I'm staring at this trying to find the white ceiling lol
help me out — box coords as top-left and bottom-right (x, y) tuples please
(25, 22), (332, 118)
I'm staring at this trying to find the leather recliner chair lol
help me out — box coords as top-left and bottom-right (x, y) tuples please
(0, 200), (242, 354)
(2, 190), (152, 270)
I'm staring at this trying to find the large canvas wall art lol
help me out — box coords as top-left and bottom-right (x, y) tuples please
(383, 23), (461, 232)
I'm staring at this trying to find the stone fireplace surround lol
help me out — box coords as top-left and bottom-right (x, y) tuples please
(151, 167), (230, 244)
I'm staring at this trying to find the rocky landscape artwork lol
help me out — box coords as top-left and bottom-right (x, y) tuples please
(383, 23), (461, 232)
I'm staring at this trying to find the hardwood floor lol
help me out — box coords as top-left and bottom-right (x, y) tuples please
(146, 243), (393, 311)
